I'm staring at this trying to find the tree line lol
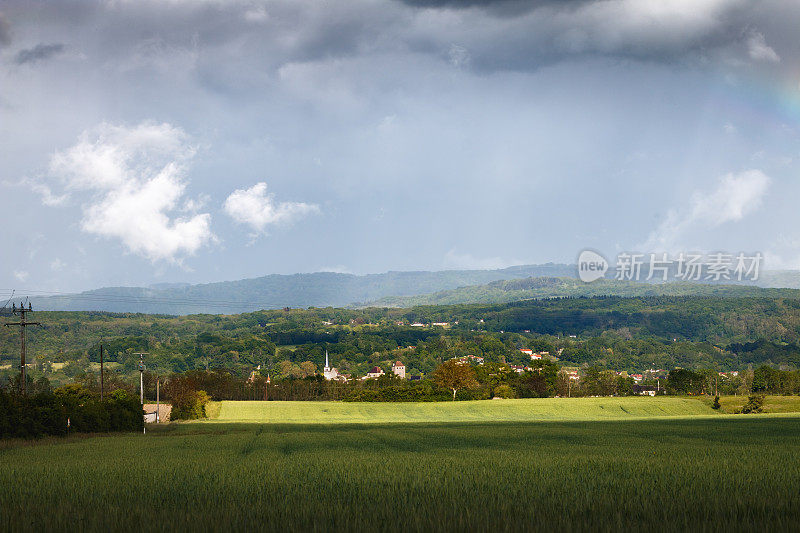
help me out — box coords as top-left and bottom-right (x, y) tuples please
(4, 296), (800, 393)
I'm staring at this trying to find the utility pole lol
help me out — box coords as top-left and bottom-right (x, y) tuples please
(4, 302), (41, 395)
(134, 352), (148, 405)
(133, 352), (148, 435)
(155, 377), (160, 423)
(100, 344), (105, 401)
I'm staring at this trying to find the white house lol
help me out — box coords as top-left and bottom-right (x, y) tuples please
(392, 361), (406, 379)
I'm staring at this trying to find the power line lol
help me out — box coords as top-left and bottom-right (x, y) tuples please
(1, 290), (15, 310)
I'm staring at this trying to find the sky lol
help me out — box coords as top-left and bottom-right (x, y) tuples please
(1, 0), (800, 293)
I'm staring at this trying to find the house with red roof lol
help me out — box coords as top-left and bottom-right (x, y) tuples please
(364, 366), (385, 379)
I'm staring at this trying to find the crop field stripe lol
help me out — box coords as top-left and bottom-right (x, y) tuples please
(209, 397), (717, 424)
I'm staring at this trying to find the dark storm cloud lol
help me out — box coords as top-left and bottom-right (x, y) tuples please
(403, 0), (800, 72)
(400, 0), (571, 4)
(397, 0), (592, 17)
(3, 0), (798, 77)
(14, 43), (64, 65)
(6, 1), (796, 78)
(3, 1), (403, 74)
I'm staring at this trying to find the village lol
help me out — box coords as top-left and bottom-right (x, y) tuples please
(242, 347), (745, 400)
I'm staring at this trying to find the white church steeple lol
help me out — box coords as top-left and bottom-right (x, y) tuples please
(323, 350), (340, 381)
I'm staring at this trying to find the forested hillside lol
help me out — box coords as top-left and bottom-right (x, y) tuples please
(3, 296), (800, 390)
(368, 277), (800, 307)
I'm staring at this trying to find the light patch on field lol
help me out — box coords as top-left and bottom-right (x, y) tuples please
(208, 397), (717, 424)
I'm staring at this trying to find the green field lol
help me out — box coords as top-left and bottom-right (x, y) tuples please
(4, 399), (800, 531)
(209, 397), (716, 423)
(2, 415), (800, 531)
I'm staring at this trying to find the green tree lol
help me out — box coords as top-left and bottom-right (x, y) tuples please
(299, 361), (317, 377)
(434, 359), (479, 400)
(494, 384), (515, 399)
(740, 394), (765, 414)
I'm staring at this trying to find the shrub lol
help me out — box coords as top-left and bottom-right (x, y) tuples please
(712, 396), (721, 410)
(0, 387), (143, 438)
(171, 390), (211, 420)
(740, 394), (765, 414)
(494, 385), (516, 399)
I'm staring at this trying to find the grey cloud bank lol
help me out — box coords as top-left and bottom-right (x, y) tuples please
(14, 42), (64, 65)
(1, 0), (799, 292)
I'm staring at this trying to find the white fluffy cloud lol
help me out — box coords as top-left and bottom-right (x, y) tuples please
(642, 169), (770, 252)
(223, 182), (319, 234)
(47, 122), (214, 262)
(18, 177), (68, 206)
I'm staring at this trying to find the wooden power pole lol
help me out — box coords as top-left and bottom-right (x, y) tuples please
(4, 302), (41, 395)
(100, 344), (105, 401)
(156, 377), (160, 423)
(134, 352), (148, 404)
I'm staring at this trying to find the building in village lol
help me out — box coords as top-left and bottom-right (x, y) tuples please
(520, 349), (547, 360)
(323, 351), (346, 381)
(364, 366), (385, 379)
(392, 361), (406, 379)
(455, 354), (484, 365)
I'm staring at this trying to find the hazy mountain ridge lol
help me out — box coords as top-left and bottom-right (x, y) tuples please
(366, 277), (800, 307)
(17, 265), (800, 315)
(23, 264), (576, 314)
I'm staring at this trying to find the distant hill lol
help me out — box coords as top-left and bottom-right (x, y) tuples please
(365, 277), (800, 307)
(19, 264), (800, 315)
(24, 264), (576, 314)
